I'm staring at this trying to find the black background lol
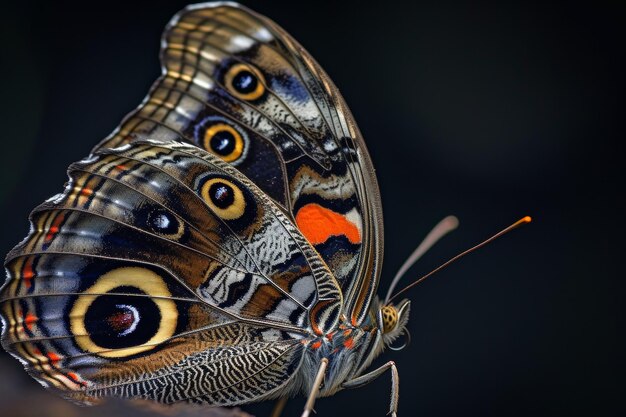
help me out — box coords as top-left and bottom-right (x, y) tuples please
(0, 1), (623, 416)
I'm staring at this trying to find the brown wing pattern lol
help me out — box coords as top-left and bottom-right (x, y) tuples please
(0, 141), (339, 403)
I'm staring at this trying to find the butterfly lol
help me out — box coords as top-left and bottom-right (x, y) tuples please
(1, 3), (426, 416)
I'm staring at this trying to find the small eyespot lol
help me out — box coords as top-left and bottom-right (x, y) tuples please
(194, 116), (249, 166)
(203, 123), (245, 162)
(200, 178), (246, 220)
(70, 267), (178, 358)
(224, 63), (266, 101)
(147, 209), (184, 239)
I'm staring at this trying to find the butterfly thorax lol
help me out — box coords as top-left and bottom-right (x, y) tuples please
(296, 298), (410, 397)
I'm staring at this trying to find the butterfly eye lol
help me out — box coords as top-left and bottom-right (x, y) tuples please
(224, 63), (266, 101)
(70, 267), (178, 358)
(380, 305), (399, 334)
(202, 123), (245, 162)
(147, 209), (184, 239)
(200, 178), (246, 220)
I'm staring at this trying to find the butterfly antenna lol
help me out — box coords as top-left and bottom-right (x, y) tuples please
(384, 215), (460, 303)
(386, 216), (532, 304)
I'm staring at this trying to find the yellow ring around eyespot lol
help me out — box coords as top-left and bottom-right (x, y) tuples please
(69, 267), (177, 358)
(224, 63), (266, 101)
(202, 123), (245, 163)
(200, 178), (246, 220)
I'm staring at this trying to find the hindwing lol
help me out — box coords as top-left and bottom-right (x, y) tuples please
(0, 141), (341, 403)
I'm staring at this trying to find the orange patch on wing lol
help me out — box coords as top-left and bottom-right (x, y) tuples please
(67, 372), (86, 386)
(295, 203), (360, 245)
(24, 313), (37, 331)
(47, 352), (61, 365)
(45, 212), (66, 243)
(22, 258), (35, 289)
(343, 338), (354, 349)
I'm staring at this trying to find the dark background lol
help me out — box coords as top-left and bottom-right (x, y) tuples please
(0, 1), (623, 416)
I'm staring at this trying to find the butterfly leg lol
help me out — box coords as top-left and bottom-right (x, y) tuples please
(301, 357), (329, 417)
(341, 361), (399, 417)
(271, 396), (288, 417)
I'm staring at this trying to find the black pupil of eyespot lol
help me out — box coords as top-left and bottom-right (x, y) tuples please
(209, 182), (235, 209)
(83, 286), (160, 349)
(232, 69), (258, 94)
(210, 130), (236, 156)
(148, 210), (178, 234)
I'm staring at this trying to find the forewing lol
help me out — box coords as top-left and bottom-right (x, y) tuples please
(95, 3), (384, 325)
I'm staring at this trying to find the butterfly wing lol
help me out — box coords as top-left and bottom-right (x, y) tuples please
(95, 3), (384, 325)
(0, 141), (341, 404)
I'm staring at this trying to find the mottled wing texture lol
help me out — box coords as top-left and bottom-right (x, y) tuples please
(0, 141), (342, 404)
(95, 2), (384, 325)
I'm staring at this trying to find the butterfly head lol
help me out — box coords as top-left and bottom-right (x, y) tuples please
(378, 299), (411, 346)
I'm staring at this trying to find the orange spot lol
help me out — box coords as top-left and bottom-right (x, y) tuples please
(67, 372), (81, 383)
(44, 226), (58, 243)
(311, 340), (322, 350)
(47, 352), (60, 365)
(67, 372), (87, 386)
(295, 203), (361, 245)
(44, 212), (67, 245)
(22, 259), (34, 289)
(344, 338), (354, 349)
(115, 164), (127, 171)
(24, 313), (37, 331)
(80, 188), (93, 196)
(22, 260), (34, 279)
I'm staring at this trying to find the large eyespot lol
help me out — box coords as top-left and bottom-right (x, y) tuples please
(70, 267), (177, 358)
(200, 177), (246, 220)
(224, 63), (266, 101)
(147, 208), (184, 239)
(203, 123), (245, 162)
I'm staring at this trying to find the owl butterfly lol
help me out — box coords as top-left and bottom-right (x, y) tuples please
(1, 2), (525, 416)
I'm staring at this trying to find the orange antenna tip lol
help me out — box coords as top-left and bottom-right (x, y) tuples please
(510, 215), (532, 230)
(387, 215), (532, 303)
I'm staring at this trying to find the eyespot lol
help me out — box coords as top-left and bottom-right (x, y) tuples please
(202, 123), (245, 162)
(381, 305), (398, 334)
(194, 116), (249, 166)
(147, 209), (184, 239)
(200, 178), (246, 220)
(70, 267), (177, 358)
(224, 63), (266, 101)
